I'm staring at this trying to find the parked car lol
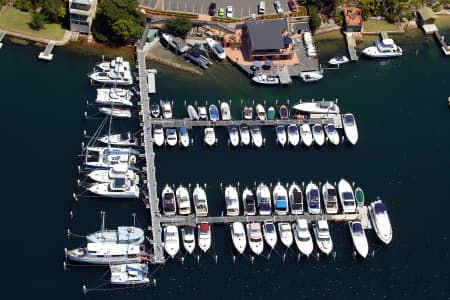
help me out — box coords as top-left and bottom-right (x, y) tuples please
(287, 0), (298, 12)
(218, 7), (225, 17)
(274, 1), (284, 13)
(226, 5), (233, 18)
(209, 3), (217, 16)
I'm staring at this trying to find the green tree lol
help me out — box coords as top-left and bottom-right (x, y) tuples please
(308, 5), (322, 32)
(41, 0), (66, 23)
(29, 12), (45, 30)
(165, 17), (192, 37)
(112, 19), (142, 42)
(14, 0), (32, 11)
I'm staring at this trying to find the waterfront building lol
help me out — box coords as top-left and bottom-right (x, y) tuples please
(417, 7), (437, 34)
(69, 0), (97, 34)
(342, 4), (362, 32)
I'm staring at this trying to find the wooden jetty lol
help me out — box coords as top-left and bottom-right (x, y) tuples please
(433, 31), (450, 56)
(0, 31), (5, 49)
(38, 40), (56, 61)
(344, 33), (359, 61)
(277, 66), (293, 85)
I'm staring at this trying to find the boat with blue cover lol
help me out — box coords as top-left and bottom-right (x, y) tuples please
(178, 127), (190, 148)
(305, 182), (321, 214)
(273, 182), (289, 215)
(209, 104), (219, 121)
(267, 106), (276, 120)
(348, 221), (369, 258)
(279, 104), (288, 119)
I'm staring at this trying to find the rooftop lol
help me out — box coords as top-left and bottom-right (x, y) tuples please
(342, 5), (362, 27)
(417, 7), (436, 22)
(246, 19), (286, 51)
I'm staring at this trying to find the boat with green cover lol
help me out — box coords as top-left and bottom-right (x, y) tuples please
(355, 187), (365, 207)
(267, 106), (276, 120)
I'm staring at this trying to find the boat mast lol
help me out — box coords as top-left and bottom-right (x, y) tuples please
(100, 210), (105, 233)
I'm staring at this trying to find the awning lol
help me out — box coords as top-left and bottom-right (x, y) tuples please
(264, 60), (273, 67)
(253, 60), (261, 67)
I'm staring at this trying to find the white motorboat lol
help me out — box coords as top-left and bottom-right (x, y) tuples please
(88, 177), (139, 198)
(206, 37), (227, 60)
(204, 127), (216, 146)
(198, 222), (211, 252)
(322, 181), (338, 214)
(337, 179), (357, 213)
(312, 124), (325, 146)
(164, 225), (180, 258)
(252, 74), (280, 85)
(181, 226), (196, 254)
(256, 104), (266, 120)
(162, 184), (176, 216)
(287, 124), (300, 147)
(342, 113), (358, 145)
(289, 182), (304, 214)
(305, 182), (321, 214)
(243, 106), (253, 120)
(209, 104), (219, 121)
(292, 101), (340, 114)
(220, 102), (232, 120)
(262, 221), (277, 249)
(95, 88), (133, 107)
(250, 125), (263, 148)
(324, 123), (340, 146)
(150, 103), (160, 118)
(362, 38), (402, 58)
(328, 56), (350, 65)
(300, 124), (313, 147)
(161, 101), (172, 119)
(368, 199), (393, 244)
(175, 185), (191, 215)
(228, 125), (240, 147)
(89, 67), (133, 86)
(239, 125), (251, 146)
(230, 222), (247, 254)
(88, 163), (138, 184)
(256, 183), (272, 215)
(293, 219), (314, 257)
(98, 132), (138, 147)
(98, 107), (131, 118)
(110, 263), (149, 285)
(275, 125), (287, 147)
(193, 185), (208, 217)
(300, 71), (323, 82)
(178, 127), (190, 148)
(161, 32), (189, 54)
(242, 187), (256, 216)
(246, 223), (264, 255)
(187, 104), (199, 120)
(313, 220), (333, 255)
(83, 147), (138, 170)
(225, 185), (239, 216)
(67, 243), (143, 265)
(153, 126), (165, 147)
(273, 182), (289, 215)
(348, 221), (369, 258)
(96, 57), (130, 72)
(278, 222), (293, 248)
(198, 106), (208, 120)
(165, 128), (178, 147)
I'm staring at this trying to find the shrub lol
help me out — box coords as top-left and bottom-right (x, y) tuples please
(14, 0), (31, 12)
(29, 12), (45, 30)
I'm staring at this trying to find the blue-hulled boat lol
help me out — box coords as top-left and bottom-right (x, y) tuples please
(209, 104), (219, 121)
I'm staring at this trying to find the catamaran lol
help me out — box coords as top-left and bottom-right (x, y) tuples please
(95, 88), (133, 107)
(239, 125), (251, 146)
(250, 125), (263, 148)
(164, 225), (180, 258)
(256, 182), (272, 215)
(246, 223), (264, 255)
(300, 124), (313, 147)
(262, 221), (277, 249)
(230, 222), (247, 254)
(275, 125), (287, 147)
(368, 199), (392, 244)
(67, 243), (143, 265)
(289, 182), (304, 214)
(322, 181), (339, 214)
(181, 226), (196, 254)
(342, 113), (358, 145)
(110, 263), (149, 285)
(87, 163), (138, 184)
(348, 221), (369, 258)
(312, 124), (325, 146)
(324, 123), (340, 146)
(228, 125), (240, 147)
(89, 66), (133, 86)
(98, 132), (138, 147)
(313, 220), (333, 255)
(162, 184), (176, 216)
(175, 185), (191, 215)
(242, 187), (256, 216)
(193, 184), (208, 217)
(287, 124), (300, 147)
(293, 219), (314, 257)
(305, 182), (321, 214)
(198, 222), (211, 252)
(273, 182), (289, 215)
(278, 222), (293, 248)
(225, 185), (240, 216)
(338, 178), (357, 213)
(83, 147), (138, 170)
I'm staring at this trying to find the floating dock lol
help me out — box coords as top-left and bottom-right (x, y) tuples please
(38, 40), (56, 61)
(344, 33), (358, 61)
(0, 31), (5, 49)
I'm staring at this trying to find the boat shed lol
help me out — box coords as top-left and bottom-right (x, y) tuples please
(417, 7), (437, 34)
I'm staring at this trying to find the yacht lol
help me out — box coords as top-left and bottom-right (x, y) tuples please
(87, 163), (138, 184)
(246, 223), (264, 255)
(95, 88), (133, 107)
(267, 106), (276, 120)
(322, 181), (338, 214)
(220, 102), (231, 120)
(204, 127), (216, 146)
(292, 101), (340, 114)
(165, 128), (178, 147)
(256, 104), (266, 120)
(89, 66), (133, 86)
(275, 125), (287, 147)
(243, 106), (253, 120)
(242, 187), (256, 216)
(305, 182), (321, 214)
(162, 184), (176, 216)
(88, 177), (139, 198)
(153, 126), (165, 147)
(273, 182), (289, 215)
(178, 127), (190, 148)
(252, 74), (280, 85)
(181, 226), (196, 254)
(67, 243), (142, 265)
(289, 182), (304, 214)
(279, 104), (289, 119)
(193, 184), (208, 217)
(187, 104), (199, 120)
(300, 71), (323, 82)
(362, 38), (402, 58)
(228, 125), (240, 147)
(324, 123), (340, 146)
(230, 222), (247, 254)
(287, 124), (300, 147)
(150, 103), (160, 118)
(278, 222), (293, 248)
(250, 125), (263, 148)
(206, 38), (227, 60)
(98, 107), (131, 118)
(338, 179), (357, 213)
(368, 199), (393, 244)
(98, 132), (138, 147)
(96, 57), (130, 72)
(161, 32), (189, 54)
(110, 263), (150, 285)
(197, 222), (211, 252)
(209, 104), (219, 121)
(262, 221), (277, 249)
(313, 220), (333, 255)
(198, 106), (208, 120)
(187, 44), (212, 69)
(342, 113), (358, 145)
(293, 219), (314, 257)
(328, 56), (349, 65)
(175, 185), (191, 215)
(164, 225), (180, 258)
(355, 187), (365, 207)
(256, 183), (272, 215)
(300, 124), (313, 147)
(239, 125), (251, 146)
(224, 185), (239, 216)
(348, 221), (369, 258)
(83, 147), (138, 170)
(161, 101), (172, 119)
(312, 124), (325, 146)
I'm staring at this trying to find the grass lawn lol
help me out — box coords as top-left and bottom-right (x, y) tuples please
(0, 7), (65, 40)
(363, 20), (401, 32)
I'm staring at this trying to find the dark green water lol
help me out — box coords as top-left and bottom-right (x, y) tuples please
(1, 28), (449, 299)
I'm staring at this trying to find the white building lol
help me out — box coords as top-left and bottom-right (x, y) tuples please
(69, 0), (97, 34)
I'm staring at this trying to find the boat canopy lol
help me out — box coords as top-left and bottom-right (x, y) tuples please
(374, 202), (387, 214)
(293, 191), (303, 203)
(265, 223), (275, 232)
(351, 222), (363, 233)
(167, 128), (176, 135)
(310, 189), (319, 198)
(327, 124), (336, 131)
(327, 188), (337, 197)
(343, 192), (354, 200)
(279, 106), (288, 117)
(214, 44), (224, 54)
(126, 265), (147, 275)
(117, 226), (144, 241)
(114, 178), (126, 186)
(180, 127), (187, 134)
(313, 125), (322, 132)
(344, 114), (354, 123)
(199, 223), (210, 232)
